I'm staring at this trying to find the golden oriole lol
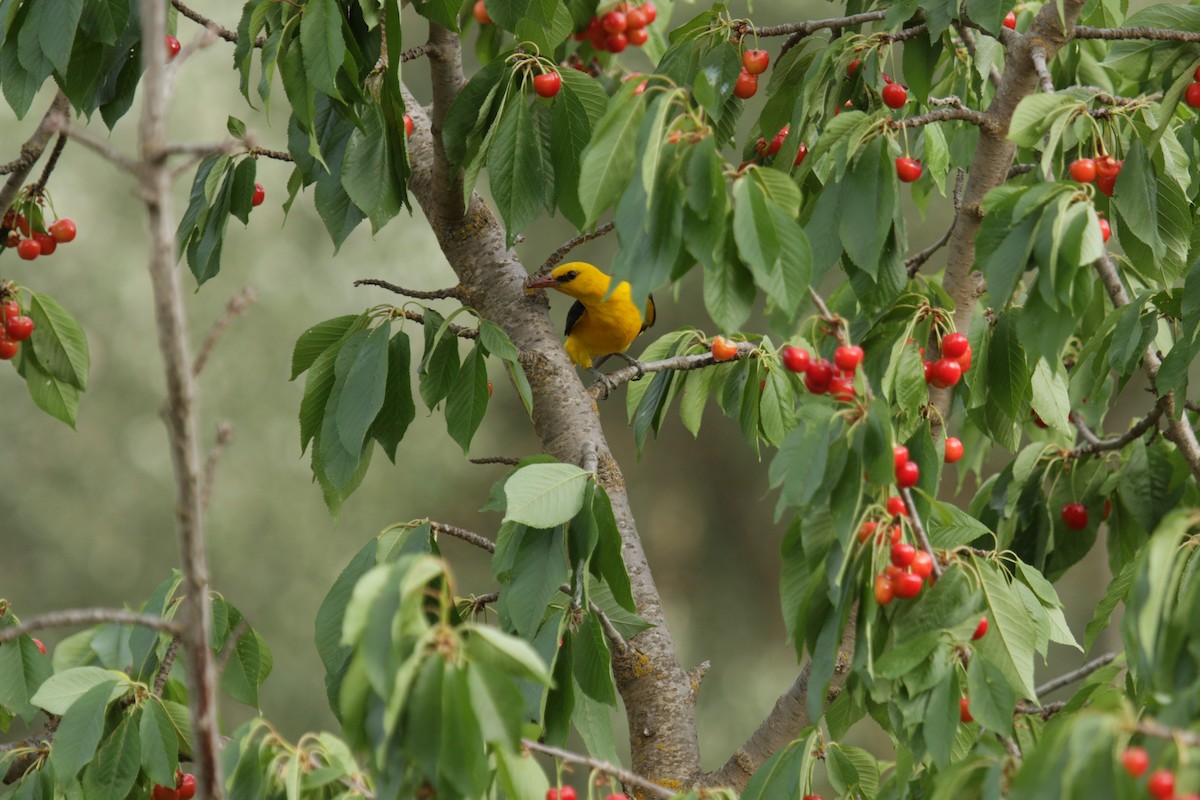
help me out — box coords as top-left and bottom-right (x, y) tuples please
(527, 262), (656, 372)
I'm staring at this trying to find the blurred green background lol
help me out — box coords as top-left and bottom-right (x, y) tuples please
(0, 0), (1121, 777)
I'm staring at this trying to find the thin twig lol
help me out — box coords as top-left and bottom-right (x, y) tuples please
(202, 422), (234, 511)
(744, 10), (888, 38)
(900, 488), (943, 578)
(956, 23), (1002, 87)
(429, 521), (495, 553)
(1068, 405), (1163, 457)
(50, 116), (139, 173)
(1074, 26), (1200, 42)
(194, 286), (257, 378)
(248, 147), (294, 162)
(521, 740), (675, 799)
(469, 456), (521, 466)
(1000, 736), (1023, 760)
(154, 636), (183, 695)
(0, 93), (70, 215)
(401, 43), (436, 62)
(1015, 699), (1068, 718)
(588, 599), (628, 653)
(536, 223), (616, 277)
(906, 222), (955, 275)
(391, 308), (479, 338)
(1034, 652), (1117, 698)
(170, 0), (260, 45)
(1134, 721), (1200, 748)
(30, 135), (68, 198)
(1008, 162), (1038, 178)
(354, 279), (462, 300)
(0, 609), (180, 643)
(1030, 47), (1055, 93)
(889, 107), (997, 132)
(587, 341), (756, 399)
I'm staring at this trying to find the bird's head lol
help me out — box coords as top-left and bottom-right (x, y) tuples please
(526, 262), (611, 300)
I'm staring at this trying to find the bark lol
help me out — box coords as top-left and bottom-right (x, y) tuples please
(403, 27), (703, 792)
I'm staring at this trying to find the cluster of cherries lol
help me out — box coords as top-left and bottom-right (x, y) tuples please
(920, 331), (972, 390)
(863, 488), (933, 604)
(3, 213), (77, 261)
(152, 771), (196, 800)
(572, 2), (658, 53)
(1068, 154), (1123, 197)
(0, 298), (35, 361)
(843, 60), (924, 182)
(780, 342), (863, 402)
(754, 125), (808, 167)
(1121, 747), (1194, 800)
(733, 48), (772, 99)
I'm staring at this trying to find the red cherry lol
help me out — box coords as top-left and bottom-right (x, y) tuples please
(881, 83), (907, 109)
(1148, 770), (1175, 800)
(602, 11), (627, 33)
(1061, 502), (1088, 530)
(885, 564), (904, 580)
(473, 0), (491, 23)
(625, 7), (647, 28)
(0, 339), (19, 360)
(972, 616), (988, 640)
(177, 774), (196, 800)
(2, 300), (19, 322)
(895, 156), (923, 182)
(32, 232), (56, 256)
(533, 72), (562, 98)
(49, 218), (77, 243)
(804, 358), (833, 391)
(164, 35), (181, 61)
(627, 27), (648, 45)
(929, 358), (962, 389)
(891, 542), (916, 568)
(874, 574), (895, 605)
(1068, 158), (1097, 183)
(1121, 747), (1149, 779)
(923, 360), (934, 382)
(911, 549), (934, 578)
(733, 69), (758, 99)
(605, 32), (628, 52)
(847, 59), (861, 77)
(251, 183), (265, 207)
(1104, 498), (1112, 520)
(16, 238), (40, 260)
(1096, 155), (1122, 177)
(1098, 215), (1111, 242)
(887, 524), (902, 544)
(944, 437), (964, 463)
(896, 460), (919, 489)
(829, 375), (855, 401)
(766, 126), (789, 155)
(1096, 172), (1117, 196)
(857, 521), (878, 542)
(1186, 82), (1200, 109)
(1003, 10), (1017, 28)
(887, 495), (908, 517)
(956, 347), (972, 372)
(941, 332), (969, 359)
(1195, 65), (1200, 82)
(894, 572), (923, 599)
(893, 445), (910, 469)
(6, 316), (33, 342)
(640, 2), (656, 23)
(710, 336), (738, 362)
(794, 143), (809, 166)
(152, 785), (179, 800)
(742, 49), (770, 75)
(404, 114), (413, 137)
(834, 344), (864, 371)
(32, 638), (45, 655)
(781, 346), (811, 373)
(1032, 410), (1048, 428)
(959, 697), (973, 723)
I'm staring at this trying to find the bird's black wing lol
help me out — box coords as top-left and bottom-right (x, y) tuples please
(564, 300), (585, 337)
(640, 293), (656, 333)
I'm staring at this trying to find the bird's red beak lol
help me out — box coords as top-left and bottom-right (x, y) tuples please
(526, 276), (557, 289)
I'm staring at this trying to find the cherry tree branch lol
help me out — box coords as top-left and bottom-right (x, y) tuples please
(30, 135), (68, 197)
(889, 107), (997, 133)
(170, 0), (261, 45)
(1030, 47), (1056, 93)
(428, 520), (496, 552)
(0, 93), (70, 215)
(522, 740), (675, 800)
(1068, 403), (1164, 457)
(0, 610), (180, 643)
(1135, 720), (1200, 748)
(1073, 26), (1200, 42)
(469, 455), (521, 466)
(742, 10), (887, 38)
(586, 341), (757, 399)
(901, 487), (943, 578)
(154, 636), (183, 695)
(201, 422), (234, 511)
(353, 278), (462, 300)
(247, 147), (293, 162)
(1034, 652), (1117, 698)
(194, 286), (257, 378)
(536, 222), (616, 277)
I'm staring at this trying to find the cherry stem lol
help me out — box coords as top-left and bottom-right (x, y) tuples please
(900, 487), (943, 579)
(521, 740), (676, 799)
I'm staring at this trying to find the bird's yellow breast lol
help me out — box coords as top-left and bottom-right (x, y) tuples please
(564, 283), (649, 368)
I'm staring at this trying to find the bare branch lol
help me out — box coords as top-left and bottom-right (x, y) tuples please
(1030, 47), (1056, 93)
(890, 107), (996, 133)
(1134, 720), (1200, 748)
(587, 341), (756, 398)
(0, 93), (70, 215)
(30, 135), (68, 197)
(170, 0), (260, 45)
(0, 609), (180, 643)
(581, 441), (598, 474)
(401, 43), (436, 62)
(1074, 26), (1200, 42)
(901, 487), (943, 578)
(536, 222), (616, 277)
(388, 307), (479, 338)
(1069, 404), (1163, 457)
(353, 278), (462, 300)
(202, 422), (235, 511)
(521, 740), (675, 800)
(194, 287), (257, 378)
(469, 455), (521, 466)
(154, 636), (183, 695)
(247, 147), (294, 162)
(50, 115), (139, 173)
(1035, 652), (1117, 698)
(744, 10), (888, 38)
(429, 521), (496, 553)
(906, 221), (955, 276)
(955, 23), (1002, 88)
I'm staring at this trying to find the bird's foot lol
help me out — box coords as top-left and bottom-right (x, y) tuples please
(609, 351), (647, 381)
(588, 369), (617, 400)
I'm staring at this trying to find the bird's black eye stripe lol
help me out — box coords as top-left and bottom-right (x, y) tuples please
(558, 270), (579, 283)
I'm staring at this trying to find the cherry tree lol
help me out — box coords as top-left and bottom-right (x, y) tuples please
(2, 0), (1200, 798)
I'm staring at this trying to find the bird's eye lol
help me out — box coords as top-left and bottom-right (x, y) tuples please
(560, 270), (578, 282)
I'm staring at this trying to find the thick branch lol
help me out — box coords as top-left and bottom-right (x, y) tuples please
(0, 610), (180, 643)
(1030, 47), (1055, 93)
(429, 520), (495, 552)
(890, 107), (996, 133)
(1073, 26), (1200, 42)
(522, 740), (675, 800)
(0, 93), (70, 216)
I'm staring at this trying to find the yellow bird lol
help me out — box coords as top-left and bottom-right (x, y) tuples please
(527, 262), (656, 377)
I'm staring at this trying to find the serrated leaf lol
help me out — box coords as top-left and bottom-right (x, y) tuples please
(28, 292), (89, 390)
(299, 0), (344, 99)
(138, 698), (178, 787)
(48, 680), (117, 784)
(503, 463), (592, 528)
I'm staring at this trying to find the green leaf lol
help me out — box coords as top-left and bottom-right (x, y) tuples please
(489, 98), (554, 245)
(341, 105), (403, 232)
(31, 667), (127, 715)
(463, 624), (552, 685)
(973, 560), (1039, 699)
(48, 680), (117, 784)
(81, 710), (141, 800)
(219, 625), (273, 709)
(138, 698), (179, 787)
(838, 138), (895, 278)
(28, 292), (89, 390)
(299, 0), (344, 99)
(571, 614), (616, 706)
(317, 323), (391, 490)
(578, 81), (647, 226)
(445, 344), (489, 454)
(367, 331), (416, 462)
(418, 308), (461, 410)
(39, 0), (83, 73)
(551, 69), (606, 228)
(966, 652), (1016, 735)
(291, 314), (363, 380)
(0, 637), (52, 722)
(18, 344), (82, 428)
(1112, 141), (1163, 260)
(732, 173), (812, 320)
(503, 463), (592, 528)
